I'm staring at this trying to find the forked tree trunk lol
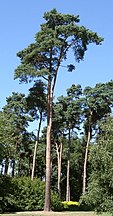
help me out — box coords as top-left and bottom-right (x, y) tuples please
(66, 127), (71, 201)
(31, 112), (42, 180)
(56, 135), (63, 197)
(82, 124), (91, 194)
(58, 142), (62, 197)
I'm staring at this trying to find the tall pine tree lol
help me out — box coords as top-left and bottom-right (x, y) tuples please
(14, 9), (103, 211)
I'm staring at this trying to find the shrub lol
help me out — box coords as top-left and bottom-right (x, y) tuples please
(0, 176), (63, 212)
(0, 175), (15, 212)
(62, 201), (79, 211)
(12, 177), (45, 211)
(51, 191), (63, 211)
(0, 176), (45, 212)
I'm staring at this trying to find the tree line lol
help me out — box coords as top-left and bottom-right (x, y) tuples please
(0, 80), (113, 206)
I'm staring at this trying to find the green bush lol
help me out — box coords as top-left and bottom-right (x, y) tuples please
(0, 175), (15, 212)
(62, 201), (79, 211)
(78, 198), (94, 211)
(12, 177), (45, 211)
(51, 191), (63, 211)
(0, 176), (63, 212)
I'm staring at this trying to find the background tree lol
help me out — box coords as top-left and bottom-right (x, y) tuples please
(82, 80), (113, 194)
(0, 111), (15, 175)
(57, 84), (83, 201)
(14, 9), (103, 211)
(81, 115), (113, 213)
(52, 102), (64, 197)
(2, 92), (31, 176)
(26, 80), (47, 180)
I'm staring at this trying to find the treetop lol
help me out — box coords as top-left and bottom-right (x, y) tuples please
(14, 9), (103, 84)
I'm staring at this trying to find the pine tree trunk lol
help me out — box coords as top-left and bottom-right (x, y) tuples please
(58, 142), (62, 197)
(66, 127), (71, 201)
(44, 77), (52, 211)
(1, 163), (4, 175)
(12, 159), (15, 177)
(82, 125), (91, 194)
(31, 112), (42, 180)
(4, 157), (9, 175)
(44, 48), (60, 211)
(56, 137), (63, 197)
(18, 158), (21, 176)
(28, 156), (32, 177)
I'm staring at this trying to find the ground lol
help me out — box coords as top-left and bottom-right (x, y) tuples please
(0, 211), (111, 216)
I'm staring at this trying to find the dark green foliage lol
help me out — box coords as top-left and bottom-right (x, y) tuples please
(50, 136), (84, 201)
(0, 93), (35, 177)
(0, 176), (63, 212)
(51, 191), (63, 211)
(0, 176), (14, 212)
(26, 80), (47, 120)
(14, 8), (103, 83)
(0, 176), (45, 212)
(0, 111), (15, 167)
(82, 81), (113, 194)
(82, 80), (113, 141)
(12, 177), (45, 211)
(83, 81), (113, 123)
(69, 139), (84, 201)
(80, 116), (113, 213)
(67, 64), (75, 72)
(33, 141), (46, 180)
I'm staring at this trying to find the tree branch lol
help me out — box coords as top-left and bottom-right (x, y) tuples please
(51, 40), (75, 97)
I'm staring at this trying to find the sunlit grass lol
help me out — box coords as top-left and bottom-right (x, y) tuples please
(0, 211), (112, 216)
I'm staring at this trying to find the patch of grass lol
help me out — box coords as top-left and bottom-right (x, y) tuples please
(0, 211), (112, 216)
(101, 213), (112, 216)
(0, 211), (95, 216)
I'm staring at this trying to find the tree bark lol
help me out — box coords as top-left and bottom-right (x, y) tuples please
(28, 156), (32, 177)
(56, 135), (63, 197)
(4, 157), (9, 175)
(18, 158), (21, 176)
(82, 124), (91, 194)
(31, 112), (42, 180)
(12, 159), (15, 177)
(1, 163), (4, 175)
(44, 76), (52, 211)
(44, 48), (62, 211)
(66, 127), (71, 201)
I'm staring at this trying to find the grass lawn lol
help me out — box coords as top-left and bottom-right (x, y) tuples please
(0, 211), (112, 216)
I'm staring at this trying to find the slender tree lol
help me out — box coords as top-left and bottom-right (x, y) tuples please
(52, 102), (65, 197)
(82, 115), (113, 213)
(58, 84), (83, 201)
(14, 9), (103, 211)
(82, 81), (113, 194)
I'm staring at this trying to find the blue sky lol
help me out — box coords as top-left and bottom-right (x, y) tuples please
(0, 0), (113, 110)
